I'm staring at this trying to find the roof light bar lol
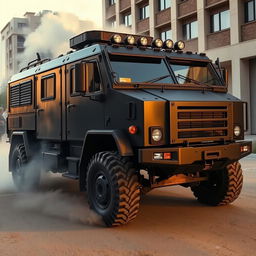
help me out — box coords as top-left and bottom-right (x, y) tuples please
(70, 30), (153, 50)
(152, 38), (163, 48)
(174, 40), (185, 50)
(125, 35), (136, 45)
(137, 36), (148, 46)
(163, 39), (174, 49)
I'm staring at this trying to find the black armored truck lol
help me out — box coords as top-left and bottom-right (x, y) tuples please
(7, 30), (251, 226)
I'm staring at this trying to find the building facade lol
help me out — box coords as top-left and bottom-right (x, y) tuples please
(0, 12), (42, 80)
(102, 0), (256, 134)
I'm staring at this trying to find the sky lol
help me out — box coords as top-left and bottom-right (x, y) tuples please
(0, 0), (102, 31)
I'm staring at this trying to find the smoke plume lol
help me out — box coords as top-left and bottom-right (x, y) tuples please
(18, 12), (98, 69)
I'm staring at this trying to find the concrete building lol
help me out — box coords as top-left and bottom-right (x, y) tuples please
(0, 12), (43, 80)
(102, 0), (256, 134)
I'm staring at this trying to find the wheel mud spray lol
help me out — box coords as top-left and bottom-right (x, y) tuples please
(0, 141), (102, 225)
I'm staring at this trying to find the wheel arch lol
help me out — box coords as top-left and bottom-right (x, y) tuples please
(79, 130), (134, 191)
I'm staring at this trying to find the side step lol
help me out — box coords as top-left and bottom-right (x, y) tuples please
(62, 157), (80, 180)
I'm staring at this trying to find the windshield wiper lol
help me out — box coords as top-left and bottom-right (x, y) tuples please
(143, 74), (173, 83)
(177, 74), (211, 87)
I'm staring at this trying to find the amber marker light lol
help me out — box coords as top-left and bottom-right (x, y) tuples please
(129, 125), (138, 134)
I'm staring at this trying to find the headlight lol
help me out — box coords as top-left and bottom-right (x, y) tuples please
(152, 128), (162, 142)
(234, 126), (241, 137)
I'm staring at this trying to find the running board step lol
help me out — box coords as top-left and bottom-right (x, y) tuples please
(62, 173), (79, 180)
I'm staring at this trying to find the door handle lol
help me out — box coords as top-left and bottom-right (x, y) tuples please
(37, 109), (44, 114)
(67, 104), (76, 111)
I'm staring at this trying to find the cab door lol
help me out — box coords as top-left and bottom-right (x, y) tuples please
(36, 68), (62, 140)
(66, 57), (105, 141)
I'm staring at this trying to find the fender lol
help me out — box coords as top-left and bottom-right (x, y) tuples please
(10, 131), (31, 157)
(78, 129), (134, 191)
(84, 129), (133, 157)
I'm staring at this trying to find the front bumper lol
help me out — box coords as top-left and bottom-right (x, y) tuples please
(138, 141), (252, 165)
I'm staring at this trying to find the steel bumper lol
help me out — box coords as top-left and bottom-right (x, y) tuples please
(138, 141), (252, 165)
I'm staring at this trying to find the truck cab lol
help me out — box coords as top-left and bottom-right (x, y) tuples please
(7, 30), (251, 226)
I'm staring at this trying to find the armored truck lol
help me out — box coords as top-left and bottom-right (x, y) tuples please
(7, 30), (251, 226)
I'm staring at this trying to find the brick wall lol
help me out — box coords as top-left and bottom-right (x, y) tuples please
(120, 0), (131, 11)
(241, 21), (256, 42)
(137, 18), (149, 33)
(207, 29), (230, 49)
(184, 38), (198, 52)
(178, 0), (197, 17)
(155, 8), (171, 27)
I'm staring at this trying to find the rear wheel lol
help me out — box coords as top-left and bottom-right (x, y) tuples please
(86, 152), (140, 227)
(10, 144), (40, 191)
(191, 161), (243, 206)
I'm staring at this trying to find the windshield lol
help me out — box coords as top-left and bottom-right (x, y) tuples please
(109, 54), (174, 84)
(169, 60), (222, 86)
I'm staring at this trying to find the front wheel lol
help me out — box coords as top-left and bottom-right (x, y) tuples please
(86, 152), (141, 227)
(10, 144), (40, 191)
(191, 161), (243, 206)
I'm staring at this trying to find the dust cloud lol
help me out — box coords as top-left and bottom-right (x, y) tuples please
(0, 141), (102, 226)
(0, 141), (14, 192)
(14, 190), (102, 226)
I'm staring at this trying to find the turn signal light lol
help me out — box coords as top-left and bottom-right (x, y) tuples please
(163, 153), (172, 160)
(129, 125), (138, 134)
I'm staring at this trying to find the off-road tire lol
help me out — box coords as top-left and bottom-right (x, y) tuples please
(191, 161), (243, 206)
(86, 151), (141, 227)
(10, 144), (40, 191)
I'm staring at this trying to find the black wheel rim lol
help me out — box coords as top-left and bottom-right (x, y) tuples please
(93, 171), (111, 210)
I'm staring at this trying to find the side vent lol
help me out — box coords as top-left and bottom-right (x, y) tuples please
(10, 80), (32, 107)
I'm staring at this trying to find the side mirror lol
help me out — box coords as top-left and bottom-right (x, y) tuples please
(74, 63), (86, 93)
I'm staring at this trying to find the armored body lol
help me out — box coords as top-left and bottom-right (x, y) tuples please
(7, 31), (251, 226)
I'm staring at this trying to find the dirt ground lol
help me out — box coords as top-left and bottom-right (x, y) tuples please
(0, 141), (255, 256)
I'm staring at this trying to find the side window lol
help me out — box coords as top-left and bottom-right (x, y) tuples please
(41, 74), (55, 100)
(87, 62), (102, 93)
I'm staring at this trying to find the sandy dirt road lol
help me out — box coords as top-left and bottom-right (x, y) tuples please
(0, 142), (255, 256)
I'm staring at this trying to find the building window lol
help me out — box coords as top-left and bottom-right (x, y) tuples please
(140, 5), (149, 20)
(110, 19), (116, 27)
(210, 10), (230, 33)
(124, 13), (132, 26)
(109, 0), (116, 6)
(17, 35), (25, 48)
(160, 29), (172, 40)
(18, 23), (27, 29)
(183, 21), (198, 40)
(245, 0), (256, 23)
(159, 0), (171, 11)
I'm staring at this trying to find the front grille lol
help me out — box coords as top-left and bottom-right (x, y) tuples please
(170, 102), (231, 143)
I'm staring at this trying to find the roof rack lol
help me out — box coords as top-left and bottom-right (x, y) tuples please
(20, 53), (51, 72)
